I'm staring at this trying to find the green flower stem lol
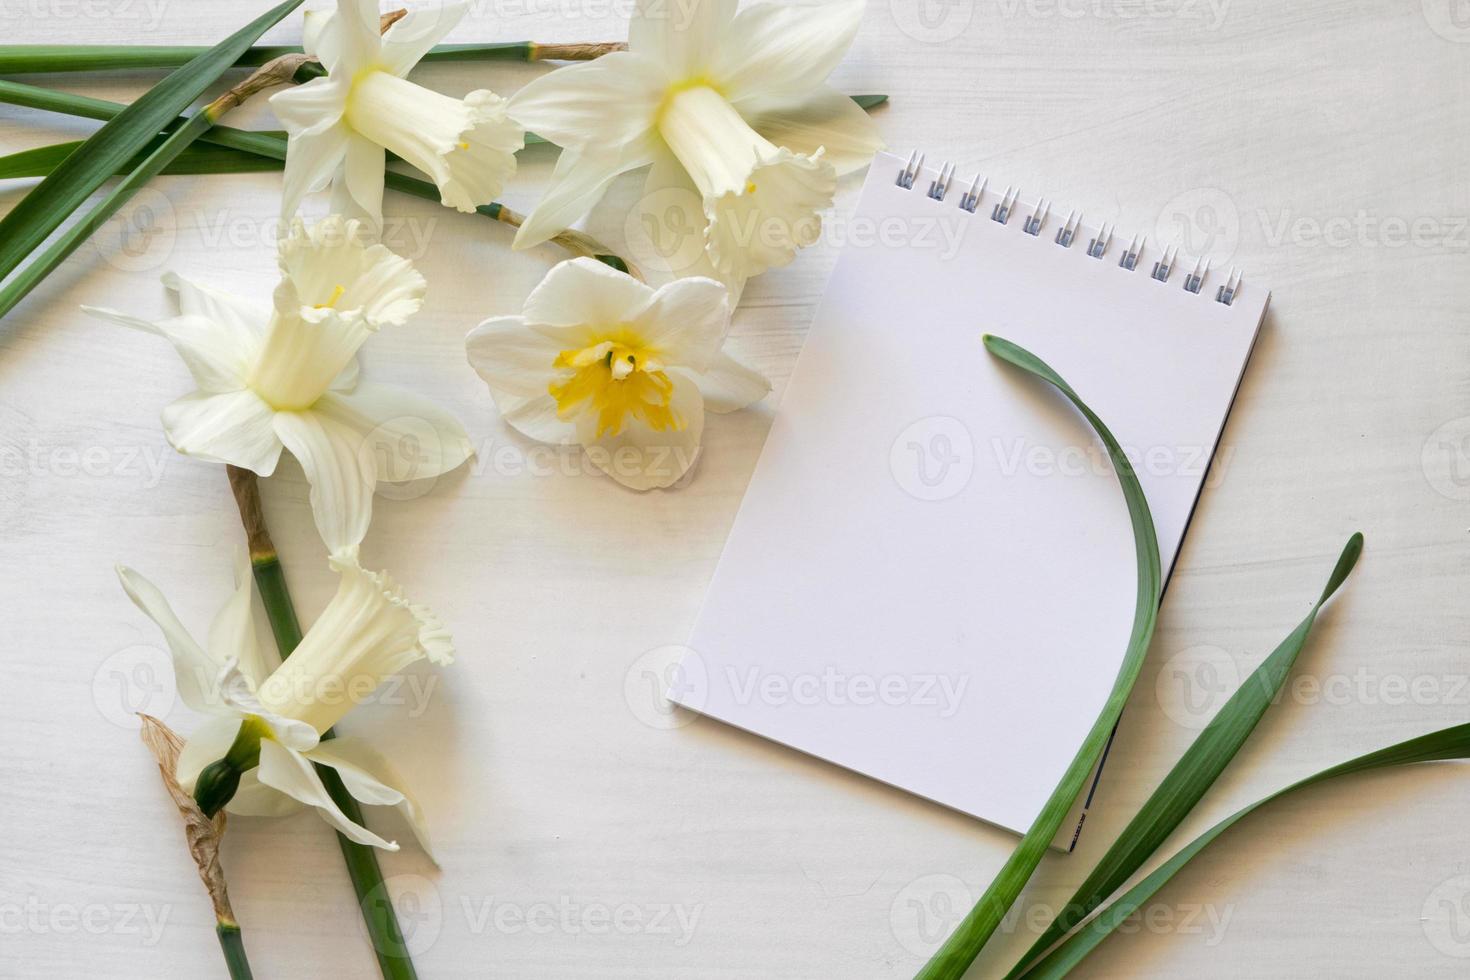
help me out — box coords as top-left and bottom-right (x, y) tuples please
(224, 466), (418, 980)
(215, 920), (255, 980)
(0, 40), (625, 74)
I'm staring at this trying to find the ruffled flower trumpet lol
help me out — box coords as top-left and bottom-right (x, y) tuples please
(465, 258), (770, 489)
(117, 550), (451, 853)
(272, 0), (524, 229)
(84, 215), (473, 557)
(508, 0), (882, 287)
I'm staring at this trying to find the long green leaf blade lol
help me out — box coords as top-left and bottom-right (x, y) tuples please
(1018, 722), (1470, 978)
(0, 41), (538, 73)
(0, 137), (278, 180)
(0, 0), (303, 296)
(0, 111), (217, 320)
(1004, 532), (1364, 977)
(0, 44), (304, 73)
(915, 335), (1165, 979)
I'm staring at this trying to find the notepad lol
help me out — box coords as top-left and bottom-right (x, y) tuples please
(672, 151), (1268, 842)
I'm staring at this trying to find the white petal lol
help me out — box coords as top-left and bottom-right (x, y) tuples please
(464, 315), (562, 400)
(331, 355), (362, 393)
(314, 384), (475, 485)
(224, 771), (305, 818)
(523, 257), (655, 328)
(115, 565), (227, 715)
(83, 307), (252, 394)
(506, 52), (665, 150)
(206, 548), (277, 690)
(634, 276), (730, 371)
(278, 214), (424, 327)
(329, 161), (381, 230)
(742, 85), (885, 176)
(676, 351), (771, 413)
(161, 389), (284, 475)
(339, 135), (386, 236)
(379, 1), (467, 77)
(582, 374), (705, 490)
(272, 80), (351, 219)
(162, 271), (270, 340)
(711, 0), (866, 104)
(497, 393), (579, 445)
(305, 738), (436, 860)
(301, 5), (333, 60)
(256, 739), (399, 850)
(271, 408), (377, 558)
(320, 0), (383, 75)
(629, 0), (736, 78)
(511, 135), (659, 250)
(271, 74), (350, 136)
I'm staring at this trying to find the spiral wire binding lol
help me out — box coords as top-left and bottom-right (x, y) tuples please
(896, 155), (1245, 306)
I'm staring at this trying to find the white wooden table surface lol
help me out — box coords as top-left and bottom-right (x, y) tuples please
(3, 1), (1469, 977)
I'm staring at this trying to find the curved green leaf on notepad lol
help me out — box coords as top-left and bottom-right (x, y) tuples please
(0, 0), (303, 305)
(1004, 532), (1364, 979)
(1016, 721), (1470, 979)
(913, 335), (1165, 980)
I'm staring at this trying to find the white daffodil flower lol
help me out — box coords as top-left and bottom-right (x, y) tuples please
(271, 0), (524, 230)
(464, 258), (770, 490)
(84, 216), (473, 557)
(117, 550), (451, 854)
(507, 0), (882, 288)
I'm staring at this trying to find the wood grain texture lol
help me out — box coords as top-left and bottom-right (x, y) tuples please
(2, 2), (1469, 977)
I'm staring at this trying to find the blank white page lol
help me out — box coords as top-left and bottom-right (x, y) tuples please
(673, 152), (1268, 836)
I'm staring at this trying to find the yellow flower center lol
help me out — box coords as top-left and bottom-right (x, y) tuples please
(548, 331), (682, 437)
